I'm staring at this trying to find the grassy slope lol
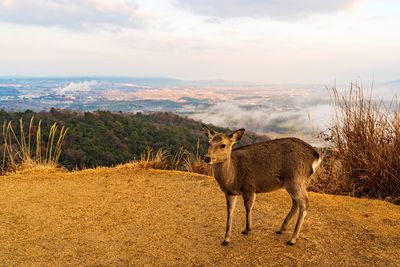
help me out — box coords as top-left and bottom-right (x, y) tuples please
(0, 167), (399, 266)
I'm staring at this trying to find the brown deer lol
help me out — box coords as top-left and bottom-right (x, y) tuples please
(201, 124), (321, 246)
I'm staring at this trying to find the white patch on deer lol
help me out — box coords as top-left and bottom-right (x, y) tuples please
(312, 157), (322, 173)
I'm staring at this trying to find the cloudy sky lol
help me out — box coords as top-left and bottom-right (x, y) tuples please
(0, 0), (399, 83)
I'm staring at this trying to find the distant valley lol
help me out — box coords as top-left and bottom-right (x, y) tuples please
(1, 77), (397, 143)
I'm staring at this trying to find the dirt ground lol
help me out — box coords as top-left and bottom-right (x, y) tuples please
(1, 165), (400, 266)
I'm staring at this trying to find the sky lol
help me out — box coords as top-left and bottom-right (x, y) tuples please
(0, 0), (399, 84)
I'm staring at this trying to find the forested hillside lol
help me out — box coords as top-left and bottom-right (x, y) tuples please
(0, 109), (268, 170)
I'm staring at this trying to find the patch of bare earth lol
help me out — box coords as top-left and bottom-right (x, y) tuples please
(0, 166), (399, 266)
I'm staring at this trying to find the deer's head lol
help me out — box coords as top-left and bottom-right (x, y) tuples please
(202, 124), (245, 164)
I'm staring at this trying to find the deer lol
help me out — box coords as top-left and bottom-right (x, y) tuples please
(201, 124), (322, 246)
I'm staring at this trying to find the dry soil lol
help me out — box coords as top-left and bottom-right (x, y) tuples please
(1, 166), (399, 266)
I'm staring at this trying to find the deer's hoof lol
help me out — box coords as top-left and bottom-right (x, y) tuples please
(275, 230), (283, 235)
(221, 240), (230, 246)
(241, 229), (251, 235)
(286, 239), (297, 246)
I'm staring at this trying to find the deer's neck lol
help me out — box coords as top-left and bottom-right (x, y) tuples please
(212, 155), (238, 193)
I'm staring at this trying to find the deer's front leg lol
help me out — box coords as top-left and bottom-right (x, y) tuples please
(222, 194), (237, 246)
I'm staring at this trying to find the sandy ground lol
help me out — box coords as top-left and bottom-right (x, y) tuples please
(1, 166), (399, 266)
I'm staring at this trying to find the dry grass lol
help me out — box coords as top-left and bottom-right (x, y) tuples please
(312, 84), (400, 204)
(135, 147), (170, 169)
(183, 140), (212, 175)
(131, 140), (211, 176)
(0, 167), (399, 266)
(1, 117), (68, 174)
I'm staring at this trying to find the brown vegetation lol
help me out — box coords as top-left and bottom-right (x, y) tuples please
(1, 117), (67, 174)
(311, 84), (400, 204)
(131, 141), (212, 176)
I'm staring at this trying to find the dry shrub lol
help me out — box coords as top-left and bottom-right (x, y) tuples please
(309, 149), (350, 195)
(135, 147), (170, 170)
(169, 147), (188, 171)
(1, 117), (68, 174)
(314, 84), (400, 204)
(132, 140), (212, 176)
(183, 140), (212, 176)
(133, 146), (186, 170)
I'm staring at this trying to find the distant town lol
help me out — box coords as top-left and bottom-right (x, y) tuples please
(0, 77), (321, 109)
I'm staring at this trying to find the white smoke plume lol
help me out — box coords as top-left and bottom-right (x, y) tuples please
(55, 80), (99, 95)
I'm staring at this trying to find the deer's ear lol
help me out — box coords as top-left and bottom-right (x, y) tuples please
(201, 124), (216, 139)
(229, 128), (245, 142)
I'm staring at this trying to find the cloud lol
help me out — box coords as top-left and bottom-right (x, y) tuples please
(176, 0), (362, 19)
(0, 0), (144, 29)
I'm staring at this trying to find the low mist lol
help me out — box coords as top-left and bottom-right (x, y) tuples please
(190, 100), (332, 140)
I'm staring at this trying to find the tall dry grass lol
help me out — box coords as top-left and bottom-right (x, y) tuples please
(312, 84), (400, 204)
(134, 147), (186, 170)
(1, 117), (68, 174)
(183, 140), (212, 175)
(133, 140), (212, 176)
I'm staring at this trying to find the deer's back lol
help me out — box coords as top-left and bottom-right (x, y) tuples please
(232, 137), (319, 193)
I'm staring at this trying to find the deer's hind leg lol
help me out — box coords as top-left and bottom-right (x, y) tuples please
(284, 176), (309, 245)
(276, 197), (298, 234)
(242, 192), (256, 235)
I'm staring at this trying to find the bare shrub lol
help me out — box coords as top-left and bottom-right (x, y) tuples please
(315, 84), (400, 204)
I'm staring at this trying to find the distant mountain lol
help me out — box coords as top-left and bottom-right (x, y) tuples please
(0, 76), (259, 87)
(386, 80), (400, 88)
(94, 76), (182, 86)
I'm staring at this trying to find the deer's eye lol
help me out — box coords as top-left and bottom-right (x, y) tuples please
(220, 144), (226, 149)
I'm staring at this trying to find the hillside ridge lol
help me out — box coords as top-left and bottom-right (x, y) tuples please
(0, 109), (268, 171)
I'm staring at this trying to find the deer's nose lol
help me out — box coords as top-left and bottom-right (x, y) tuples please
(204, 156), (211, 163)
